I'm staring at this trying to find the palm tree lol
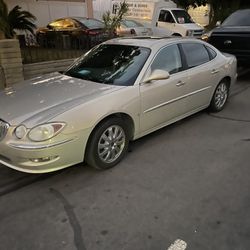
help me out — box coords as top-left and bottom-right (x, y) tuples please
(0, 0), (36, 39)
(102, 1), (128, 38)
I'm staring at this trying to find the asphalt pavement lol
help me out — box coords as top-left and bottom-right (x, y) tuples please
(0, 70), (249, 250)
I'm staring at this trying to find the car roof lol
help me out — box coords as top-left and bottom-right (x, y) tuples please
(71, 17), (102, 22)
(104, 36), (204, 49)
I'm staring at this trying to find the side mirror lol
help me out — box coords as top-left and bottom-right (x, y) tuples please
(216, 21), (221, 26)
(143, 69), (170, 83)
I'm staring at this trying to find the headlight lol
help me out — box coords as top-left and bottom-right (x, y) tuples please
(28, 122), (65, 142)
(186, 30), (193, 36)
(15, 125), (27, 139)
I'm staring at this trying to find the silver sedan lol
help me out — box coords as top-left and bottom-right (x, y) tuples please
(0, 37), (237, 173)
(116, 19), (153, 36)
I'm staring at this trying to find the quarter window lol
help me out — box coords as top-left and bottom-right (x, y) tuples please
(182, 43), (210, 68)
(206, 46), (217, 60)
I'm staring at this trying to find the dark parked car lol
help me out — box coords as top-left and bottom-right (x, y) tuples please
(204, 9), (250, 66)
(36, 17), (108, 49)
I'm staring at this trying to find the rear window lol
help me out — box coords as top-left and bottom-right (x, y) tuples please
(222, 9), (250, 26)
(76, 18), (104, 29)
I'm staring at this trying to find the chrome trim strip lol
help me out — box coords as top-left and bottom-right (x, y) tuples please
(0, 159), (68, 174)
(144, 86), (212, 114)
(0, 120), (10, 141)
(9, 138), (76, 150)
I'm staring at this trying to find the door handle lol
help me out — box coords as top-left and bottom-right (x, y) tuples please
(224, 40), (232, 45)
(176, 81), (185, 87)
(211, 69), (219, 74)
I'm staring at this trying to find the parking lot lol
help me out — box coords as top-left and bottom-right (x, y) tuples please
(0, 70), (249, 250)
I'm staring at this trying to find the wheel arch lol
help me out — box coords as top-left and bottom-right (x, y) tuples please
(209, 76), (231, 112)
(221, 76), (231, 87)
(84, 112), (135, 158)
(172, 33), (182, 37)
(211, 76), (231, 101)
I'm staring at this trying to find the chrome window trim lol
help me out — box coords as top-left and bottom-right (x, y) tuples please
(0, 120), (10, 141)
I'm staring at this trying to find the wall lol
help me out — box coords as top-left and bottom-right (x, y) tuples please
(0, 40), (24, 88)
(93, 0), (111, 19)
(23, 58), (75, 80)
(7, 0), (87, 27)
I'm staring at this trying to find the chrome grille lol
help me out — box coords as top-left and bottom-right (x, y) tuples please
(0, 120), (9, 141)
(193, 30), (204, 37)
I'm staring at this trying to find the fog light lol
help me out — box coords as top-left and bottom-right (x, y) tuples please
(30, 156), (58, 163)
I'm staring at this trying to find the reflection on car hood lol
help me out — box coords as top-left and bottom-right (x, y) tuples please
(0, 72), (124, 127)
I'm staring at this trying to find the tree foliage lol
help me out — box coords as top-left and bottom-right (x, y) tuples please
(102, 1), (128, 38)
(174, 0), (250, 28)
(0, 0), (36, 39)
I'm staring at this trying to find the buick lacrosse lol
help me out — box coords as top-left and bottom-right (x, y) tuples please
(0, 37), (237, 173)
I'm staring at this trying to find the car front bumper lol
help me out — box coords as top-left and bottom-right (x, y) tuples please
(0, 126), (91, 173)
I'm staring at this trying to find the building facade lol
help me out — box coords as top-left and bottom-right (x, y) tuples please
(6, 0), (91, 27)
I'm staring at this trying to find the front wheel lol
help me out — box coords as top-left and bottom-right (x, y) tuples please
(85, 118), (129, 170)
(209, 80), (229, 112)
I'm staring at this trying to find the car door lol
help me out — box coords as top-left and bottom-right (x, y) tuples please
(180, 42), (221, 111)
(139, 44), (189, 133)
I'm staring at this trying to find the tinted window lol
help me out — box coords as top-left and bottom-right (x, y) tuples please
(49, 19), (65, 29)
(182, 43), (210, 68)
(75, 18), (104, 29)
(49, 19), (75, 29)
(158, 10), (175, 23)
(150, 44), (182, 74)
(222, 9), (250, 26)
(65, 44), (150, 86)
(206, 46), (217, 60)
(172, 10), (194, 24)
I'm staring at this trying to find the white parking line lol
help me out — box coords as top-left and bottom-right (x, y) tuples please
(167, 239), (187, 250)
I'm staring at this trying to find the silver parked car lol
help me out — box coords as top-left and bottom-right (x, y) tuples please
(0, 37), (237, 173)
(116, 19), (153, 36)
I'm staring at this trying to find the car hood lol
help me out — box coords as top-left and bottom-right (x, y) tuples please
(0, 72), (124, 127)
(179, 23), (203, 30)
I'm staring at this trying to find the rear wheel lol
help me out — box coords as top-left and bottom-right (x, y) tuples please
(85, 118), (129, 170)
(209, 80), (229, 112)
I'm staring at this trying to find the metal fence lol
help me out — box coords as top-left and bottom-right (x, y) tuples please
(19, 32), (106, 64)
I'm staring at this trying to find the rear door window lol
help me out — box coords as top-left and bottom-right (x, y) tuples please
(181, 43), (210, 68)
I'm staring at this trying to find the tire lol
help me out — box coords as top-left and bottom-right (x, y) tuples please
(209, 80), (229, 112)
(85, 117), (129, 170)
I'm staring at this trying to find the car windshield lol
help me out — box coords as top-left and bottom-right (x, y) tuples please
(75, 17), (104, 29)
(65, 44), (150, 86)
(222, 10), (250, 26)
(172, 10), (194, 24)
